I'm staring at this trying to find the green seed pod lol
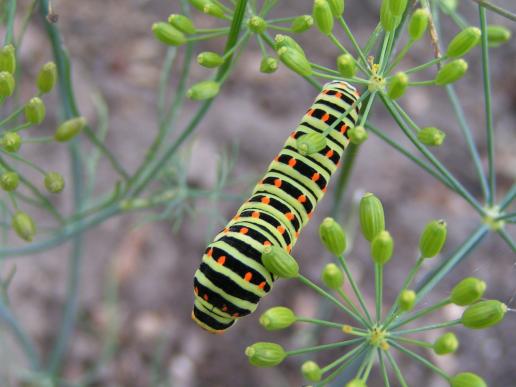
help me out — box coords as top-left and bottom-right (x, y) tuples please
(450, 277), (487, 306)
(417, 126), (446, 147)
(0, 44), (16, 74)
(319, 217), (347, 256)
(359, 193), (385, 241)
(44, 172), (65, 193)
(387, 72), (409, 100)
(36, 62), (57, 94)
(262, 245), (299, 278)
(24, 97), (46, 125)
(152, 22), (186, 46)
(260, 57), (278, 74)
(487, 25), (511, 48)
(0, 71), (15, 97)
(433, 332), (459, 355)
(274, 34), (305, 55)
(54, 117), (87, 142)
(348, 125), (368, 145)
(321, 263), (344, 290)
(187, 80), (220, 100)
(440, 0), (459, 15)
(399, 289), (416, 311)
(450, 372), (487, 387)
(371, 230), (394, 265)
(380, 0), (401, 32)
(277, 46), (313, 77)
(313, 0), (334, 35)
(435, 59), (468, 85)
(203, 3), (225, 18)
(446, 27), (481, 58)
(419, 219), (447, 258)
(245, 342), (286, 367)
(1, 132), (21, 152)
(389, 0), (408, 17)
(408, 8), (429, 41)
(189, 0), (211, 12)
(301, 361), (322, 382)
(197, 51), (224, 68)
(0, 171), (19, 192)
(291, 15), (314, 33)
(336, 53), (356, 78)
(259, 307), (296, 331)
(168, 14), (196, 34)
(346, 379), (367, 387)
(248, 16), (267, 33)
(296, 132), (327, 155)
(462, 300), (507, 329)
(327, 0), (345, 16)
(12, 211), (37, 242)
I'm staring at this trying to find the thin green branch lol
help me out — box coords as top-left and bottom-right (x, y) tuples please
(3, 0), (16, 45)
(497, 228), (516, 254)
(468, 0), (516, 22)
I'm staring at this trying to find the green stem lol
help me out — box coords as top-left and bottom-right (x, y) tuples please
(295, 317), (345, 329)
(336, 288), (370, 328)
(3, 0), (16, 45)
(385, 350), (408, 387)
(317, 342), (368, 385)
(389, 297), (450, 330)
(356, 348), (374, 379)
(386, 39), (414, 74)
(390, 341), (450, 380)
(286, 337), (363, 356)
(392, 319), (460, 335)
(468, 0), (516, 22)
(403, 57), (444, 75)
(497, 228), (516, 254)
(378, 349), (391, 387)
(408, 80), (436, 86)
(375, 263), (382, 322)
(392, 335), (433, 349)
(337, 17), (370, 74)
(331, 143), (359, 214)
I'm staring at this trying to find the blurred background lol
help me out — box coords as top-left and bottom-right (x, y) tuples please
(1, 0), (515, 386)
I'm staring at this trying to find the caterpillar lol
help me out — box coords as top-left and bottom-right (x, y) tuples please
(192, 81), (361, 333)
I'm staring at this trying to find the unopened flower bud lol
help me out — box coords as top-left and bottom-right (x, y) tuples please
(371, 230), (394, 265)
(399, 289), (416, 311)
(277, 46), (312, 77)
(348, 125), (368, 145)
(301, 360), (322, 382)
(487, 25), (511, 47)
(152, 22), (186, 46)
(359, 193), (385, 241)
(337, 53), (356, 78)
(168, 14), (196, 34)
(0, 71), (15, 97)
(291, 15), (314, 33)
(419, 219), (447, 258)
(462, 300), (507, 329)
(435, 59), (468, 85)
(380, 0), (401, 32)
(197, 51), (224, 68)
(319, 217), (347, 256)
(260, 57), (278, 73)
(12, 211), (36, 242)
(387, 72), (408, 100)
(203, 3), (225, 18)
(440, 0), (459, 15)
(36, 62), (57, 94)
(44, 172), (65, 193)
(313, 0), (334, 35)
(1, 132), (21, 152)
(187, 80), (220, 100)
(446, 27), (481, 58)
(322, 263), (344, 289)
(0, 44), (16, 74)
(327, 0), (345, 16)
(408, 9), (429, 41)
(296, 132), (327, 155)
(433, 332), (459, 355)
(451, 277), (487, 306)
(417, 126), (446, 146)
(346, 379), (367, 387)
(262, 245), (299, 278)
(248, 16), (267, 33)
(54, 117), (86, 142)
(259, 307), (296, 330)
(0, 171), (19, 191)
(450, 372), (487, 387)
(274, 34), (305, 55)
(189, 0), (211, 12)
(245, 342), (286, 367)
(25, 97), (46, 125)
(389, 0), (408, 17)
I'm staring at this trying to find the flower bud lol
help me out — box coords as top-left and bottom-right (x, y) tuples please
(371, 230), (394, 265)
(301, 360), (322, 382)
(450, 372), (487, 387)
(197, 51), (224, 68)
(440, 0), (458, 15)
(346, 379), (367, 387)
(44, 172), (65, 193)
(274, 34), (305, 55)
(462, 300), (507, 329)
(399, 289), (416, 311)
(245, 342), (286, 367)
(260, 57), (278, 73)
(337, 53), (356, 78)
(417, 126), (446, 146)
(291, 15), (314, 33)
(168, 14), (196, 34)
(487, 25), (511, 48)
(1, 132), (21, 152)
(152, 22), (186, 46)
(0, 71), (15, 97)
(387, 72), (408, 100)
(450, 277), (487, 306)
(327, 0), (345, 16)
(54, 117), (86, 142)
(446, 27), (481, 58)
(435, 59), (468, 85)
(433, 332), (459, 355)
(259, 307), (296, 330)
(419, 219), (447, 258)
(24, 97), (46, 125)
(0, 171), (19, 192)
(262, 245), (299, 278)
(389, 0), (408, 17)
(12, 211), (36, 242)
(380, 0), (401, 32)
(348, 125), (368, 145)
(319, 217), (347, 256)
(203, 3), (225, 18)
(248, 16), (267, 33)
(189, 0), (211, 12)
(277, 46), (312, 77)
(313, 0), (334, 35)
(359, 193), (385, 241)
(321, 263), (344, 289)
(408, 8), (429, 41)
(0, 44), (16, 74)
(296, 132), (327, 155)
(36, 62), (57, 94)
(187, 80), (220, 100)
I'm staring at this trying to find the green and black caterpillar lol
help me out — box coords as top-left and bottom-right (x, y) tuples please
(193, 81), (361, 333)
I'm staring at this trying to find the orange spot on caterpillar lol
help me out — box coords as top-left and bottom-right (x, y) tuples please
(233, 215), (240, 221)
(203, 294), (209, 301)
(335, 92), (342, 98)
(274, 156), (279, 162)
(194, 287), (199, 295)
(326, 149), (334, 158)
(290, 131), (296, 139)
(307, 108), (315, 116)
(308, 211), (313, 219)
(258, 281), (266, 289)
(261, 196), (270, 205)
(222, 305), (228, 312)
(286, 244), (292, 253)
(311, 172), (320, 182)
(298, 194), (307, 203)
(336, 161), (341, 168)
(340, 124), (348, 134)
(274, 178), (282, 187)
(288, 158), (297, 167)
(263, 241), (272, 246)
(322, 186), (327, 193)
(277, 225), (285, 234)
(233, 313), (240, 317)
(322, 113), (330, 122)
(285, 212), (294, 221)
(223, 227), (229, 234)
(217, 256), (226, 265)
(252, 211), (260, 218)
(295, 231), (300, 238)
(244, 272), (253, 282)
(207, 248), (213, 257)
(240, 227), (249, 234)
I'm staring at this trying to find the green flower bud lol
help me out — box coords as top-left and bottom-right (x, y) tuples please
(433, 332), (459, 355)
(291, 15), (314, 33)
(197, 51), (224, 68)
(389, 0), (408, 17)
(44, 172), (65, 193)
(327, 0), (345, 16)
(261, 245), (299, 278)
(408, 8), (429, 41)
(450, 372), (487, 387)
(371, 230), (394, 265)
(440, 0), (459, 15)
(417, 126), (446, 147)
(0, 171), (19, 192)
(387, 72), (409, 100)
(277, 46), (312, 77)
(301, 360), (322, 382)
(313, 0), (334, 35)
(274, 34), (305, 55)
(399, 289), (416, 311)
(0, 71), (15, 97)
(1, 132), (21, 152)
(12, 211), (36, 242)
(319, 217), (347, 256)
(36, 62), (57, 94)
(54, 117), (86, 142)
(259, 307), (296, 330)
(248, 16), (267, 33)
(203, 3), (225, 18)
(419, 219), (447, 258)
(462, 300), (507, 329)
(346, 379), (367, 387)
(450, 277), (487, 306)
(348, 125), (368, 145)
(168, 14), (196, 34)
(296, 132), (327, 155)
(0, 44), (16, 74)
(189, 0), (211, 12)
(24, 97), (46, 125)
(487, 25), (511, 47)
(435, 59), (468, 85)
(359, 192), (385, 241)
(260, 57), (278, 73)
(152, 22), (186, 46)
(336, 53), (356, 78)
(245, 342), (286, 367)
(380, 0), (401, 32)
(446, 27), (481, 58)
(187, 80), (220, 100)
(321, 263), (344, 290)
